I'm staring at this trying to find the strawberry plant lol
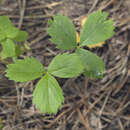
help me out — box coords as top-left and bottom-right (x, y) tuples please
(0, 16), (28, 60)
(3, 11), (114, 114)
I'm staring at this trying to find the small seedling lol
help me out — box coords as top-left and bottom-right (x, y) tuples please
(0, 16), (28, 60)
(3, 11), (114, 114)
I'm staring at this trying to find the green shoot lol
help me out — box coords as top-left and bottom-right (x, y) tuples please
(0, 16), (28, 59)
(5, 10), (115, 115)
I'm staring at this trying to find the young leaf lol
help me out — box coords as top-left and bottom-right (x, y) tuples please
(0, 16), (12, 30)
(80, 10), (114, 47)
(0, 39), (15, 59)
(6, 57), (45, 82)
(47, 14), (77, 50)
(13, 30), (28, 42)
(6, 26), (19, 39)
(48, 53), (84, 78)
(76, 48), (105, 79)
(33, 73), (64, 114)
(0, 16), (19, 39)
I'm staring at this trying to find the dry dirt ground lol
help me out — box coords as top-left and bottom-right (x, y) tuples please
(0, 0), (130, 130)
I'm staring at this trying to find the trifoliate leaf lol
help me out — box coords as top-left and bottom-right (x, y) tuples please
(6, 57), (45, 82)
(48, 53), (84, 78)
(0, 39), (15, 59)
(76, 48), (105, 79)
(33, 73), (64, 114)
(13, 30), (28, 42)
(47, 14), (77, 50)
(80, 10), (114, 47)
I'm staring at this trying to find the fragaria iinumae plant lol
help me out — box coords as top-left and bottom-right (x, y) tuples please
(2, 10), (114, 114)
(0, 16), (28, 59)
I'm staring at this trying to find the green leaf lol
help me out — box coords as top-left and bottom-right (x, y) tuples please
(76, 48), (105, 79)
(33, 73), (64, 114)
(0, 16), (19, 39)
(7, 26), (19, 39)
(13, 30), (28, 42)
(0, 16), (12, 30)
(48, 53), (83, 78)
(6, 57), (45, 82)
(0, 39), (15, 59)
(0, 29), (6, 41)
(47, 14), (77, 50)
(80, 10), (114, 47)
